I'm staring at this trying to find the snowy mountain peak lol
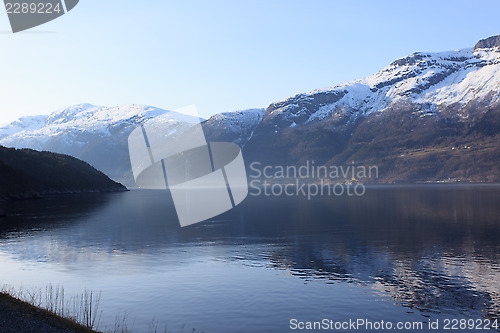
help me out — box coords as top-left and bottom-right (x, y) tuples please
(207, 108), (265, 125)
(0, 104), (202, 186)
(44, 103), (195, 128)
(1, 103), (203, 143)
(0, 115), (48, 140)
(202, 108), (265, 146)
(2, 36), (500, 186)
(264, 36), (500, 127)
(474, 35), (500, 50)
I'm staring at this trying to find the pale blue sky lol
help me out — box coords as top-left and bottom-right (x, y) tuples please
(1, 0), (499, 123)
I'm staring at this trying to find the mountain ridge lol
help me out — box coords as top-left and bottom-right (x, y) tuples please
(211, 34), (500, 183)
(2, 35), (500, 184)
(0, 104), (201, 186)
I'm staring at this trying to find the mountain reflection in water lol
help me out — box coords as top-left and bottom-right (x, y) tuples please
(0, 185), (498, 332)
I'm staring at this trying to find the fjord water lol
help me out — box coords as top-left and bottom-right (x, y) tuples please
(0, 186), (499, 332)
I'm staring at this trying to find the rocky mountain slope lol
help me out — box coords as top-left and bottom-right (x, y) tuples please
(209, 35), (500, 183)
(201, 108), (265, 146)
(2, 35), (500, 184)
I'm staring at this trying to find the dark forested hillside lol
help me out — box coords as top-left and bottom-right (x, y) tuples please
(0, 146), (126, 200)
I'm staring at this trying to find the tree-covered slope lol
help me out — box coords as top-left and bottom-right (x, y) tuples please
(0, 146), (126, 200)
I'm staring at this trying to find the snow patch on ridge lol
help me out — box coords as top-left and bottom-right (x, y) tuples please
(206, 108), (265, 133)
(0, 104), (201, 149)
(272, 46), (500, 126)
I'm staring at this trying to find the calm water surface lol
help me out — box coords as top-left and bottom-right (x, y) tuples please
(0, 186), (499, 332)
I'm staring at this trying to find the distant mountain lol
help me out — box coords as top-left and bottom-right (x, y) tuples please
(2, 35), (500, 184)
(0, 146), (125, 200)
(0, 104), (200, 187)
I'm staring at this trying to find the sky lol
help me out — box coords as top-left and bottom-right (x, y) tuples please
(1, 0), (500, 124)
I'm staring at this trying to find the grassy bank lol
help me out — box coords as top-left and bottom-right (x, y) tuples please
(0, 286), (197, 333)
(0, 292), (99, 333)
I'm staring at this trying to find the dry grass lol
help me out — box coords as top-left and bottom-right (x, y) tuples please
(1, 284), (102, 331)
(0, 284), (202, 333)
(0, 291), (98, 333)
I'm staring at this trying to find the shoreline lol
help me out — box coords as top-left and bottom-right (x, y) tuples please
(0, 187), (128, 202)
(0, 293), (99, 333)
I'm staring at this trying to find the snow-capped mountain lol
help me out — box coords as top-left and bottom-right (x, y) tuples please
(2, 35), (500, 183)
(261, 35), (500, 129)
(0, 115), (48, 141)
(1, 103), (198, 149)
(0, 104), (200, 187)
(233, 35), (500, 182)
(202, 108), (265, 146)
